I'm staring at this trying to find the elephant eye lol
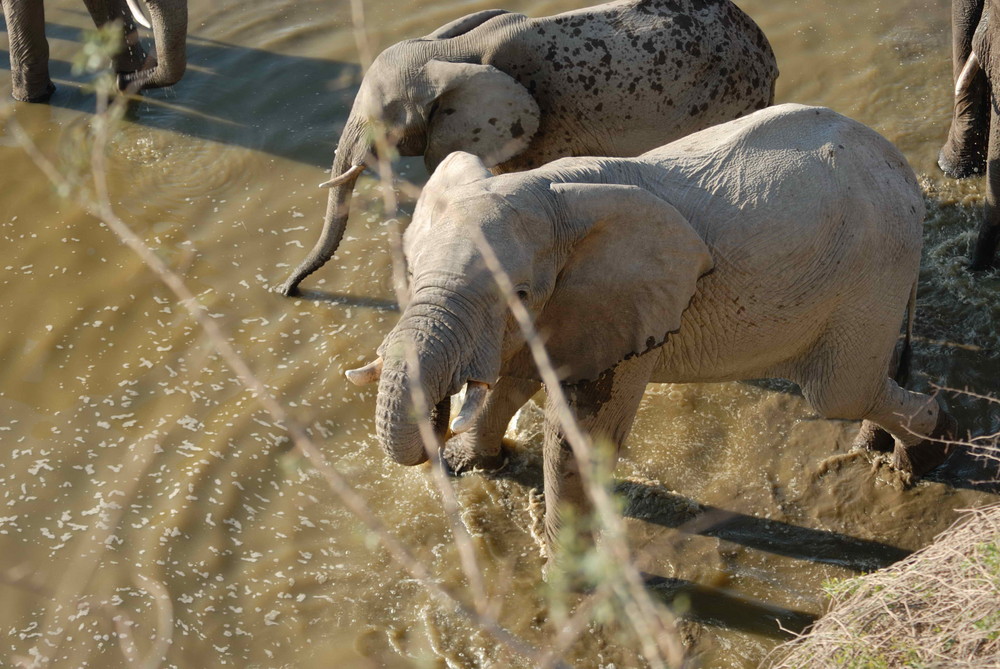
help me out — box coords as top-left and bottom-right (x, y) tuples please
(515, 288), (529, 302)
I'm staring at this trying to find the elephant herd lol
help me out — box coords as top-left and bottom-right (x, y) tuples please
(3, 0), (992, 555)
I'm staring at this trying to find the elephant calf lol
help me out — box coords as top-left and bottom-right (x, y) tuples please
(280, 0), (778, 295)
(348, 104), (955, 554)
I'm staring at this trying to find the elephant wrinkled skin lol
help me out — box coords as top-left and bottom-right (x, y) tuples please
(279, 0), (778, 296)
(1, 0), (187, 102)
(358, 104), (956, 554)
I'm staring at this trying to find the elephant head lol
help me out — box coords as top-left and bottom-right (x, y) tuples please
(941, 0), (1000, 269)
(278, 13), (541, 296)
(352, 152), (712, 465)
(116, 0), (188, 91)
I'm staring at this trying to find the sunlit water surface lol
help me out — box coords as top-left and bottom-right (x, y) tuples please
(1, 0), (998, 667)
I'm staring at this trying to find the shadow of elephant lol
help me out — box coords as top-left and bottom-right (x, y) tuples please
(2, 14), (361, 167)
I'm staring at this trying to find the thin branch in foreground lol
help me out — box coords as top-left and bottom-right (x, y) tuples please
(468, 224), (687, 668)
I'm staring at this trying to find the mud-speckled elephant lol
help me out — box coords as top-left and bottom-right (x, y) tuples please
(279, 0), (779, 296)
(348, 104), (956, 552)
(1, 0), (187, 102)
(939, 0), (1000, 269)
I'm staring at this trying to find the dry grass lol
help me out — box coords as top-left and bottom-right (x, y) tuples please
(768, 501), (1000, 669)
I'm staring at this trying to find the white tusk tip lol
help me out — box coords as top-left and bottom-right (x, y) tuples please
(450, 416), (473, 434)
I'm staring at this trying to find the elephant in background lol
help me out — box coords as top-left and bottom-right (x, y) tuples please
(939, 0), (1000, 270)
(1, 0), (187, 102)
(279, 0), (779, 296)
(348, 104), (955, 553)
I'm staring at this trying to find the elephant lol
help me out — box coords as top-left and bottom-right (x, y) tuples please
(347, 104), (956, 553)
(278, 0), (779, 297)
(939, 0), (1000, 270)
(1, 0), (187, 102)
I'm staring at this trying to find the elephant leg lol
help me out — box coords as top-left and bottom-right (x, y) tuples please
(852, 335), (911, 453)
(971, 102), (1000, 270)
(940, 0), (990, 178)
(799, 320), (954, 479)
(541, 354), (656, 557)
(852, 419), (895, 453)
(2, 0), (55, 102)
(81, 0), (148, 73)
(809, 373), (953, 478)
(441, 376), (541, 474)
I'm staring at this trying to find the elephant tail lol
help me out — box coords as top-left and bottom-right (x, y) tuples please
(893, 279), (917, 387)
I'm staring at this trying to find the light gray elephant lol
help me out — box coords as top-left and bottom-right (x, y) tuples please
(347, 104), (956, 552)
(279, 0), (779, 296)
(1, 0), (187, 102)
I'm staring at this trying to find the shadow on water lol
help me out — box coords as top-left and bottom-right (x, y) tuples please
(617, 485), (910, 572)
(290, 289), (399, 312)
(1, 18), (360, 167)
(927, 442), (1000, 494)
(491, 453), (910, 573)
(642, 574), (817, 638)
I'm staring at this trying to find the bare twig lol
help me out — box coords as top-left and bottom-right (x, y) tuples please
(468, 224), (686, 668)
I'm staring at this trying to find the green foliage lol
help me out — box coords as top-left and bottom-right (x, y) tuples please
(820, 575), (864, 600)
(72, 21), (124, 88)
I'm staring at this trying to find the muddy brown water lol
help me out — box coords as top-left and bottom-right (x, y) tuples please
(1, 0), (999, 667)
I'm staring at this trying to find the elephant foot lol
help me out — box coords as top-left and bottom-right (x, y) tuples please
(890, 408), (957, 479)
(12, 81), (56, 104)
(852, 420), (895, 453)
(938, 146), (985, 180)
(440, 433), (507, 476)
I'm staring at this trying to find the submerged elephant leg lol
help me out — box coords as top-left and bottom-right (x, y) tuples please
(799, 332), (953, 478)
(852, 336), (912, 453)
(857, 379), (954, 478)
(2, 0), (55, 102)
(442, 376), (541, 474)
(852, 419), (895, 453)
(971, 105), (1000, 270)
(541, 354), (656, 558)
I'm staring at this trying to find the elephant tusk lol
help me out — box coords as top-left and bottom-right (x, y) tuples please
(450, 381), (490, 434)
(955, 52), (981, 97)
(319, 164), (365, 188)
(345, 357), (383, 386)
(125, 0), (153, 29)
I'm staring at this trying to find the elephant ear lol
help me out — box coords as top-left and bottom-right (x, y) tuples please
(537, 184), (714, 383)
(424, 10), (510, 39)
(422, 60), (540, 172)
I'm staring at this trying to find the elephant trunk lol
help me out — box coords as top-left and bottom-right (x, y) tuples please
(375, 328), (454, 466)
(117, 0), (187, 91)
(374, 298), (501, 465)
(279, 115), (370, 296)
